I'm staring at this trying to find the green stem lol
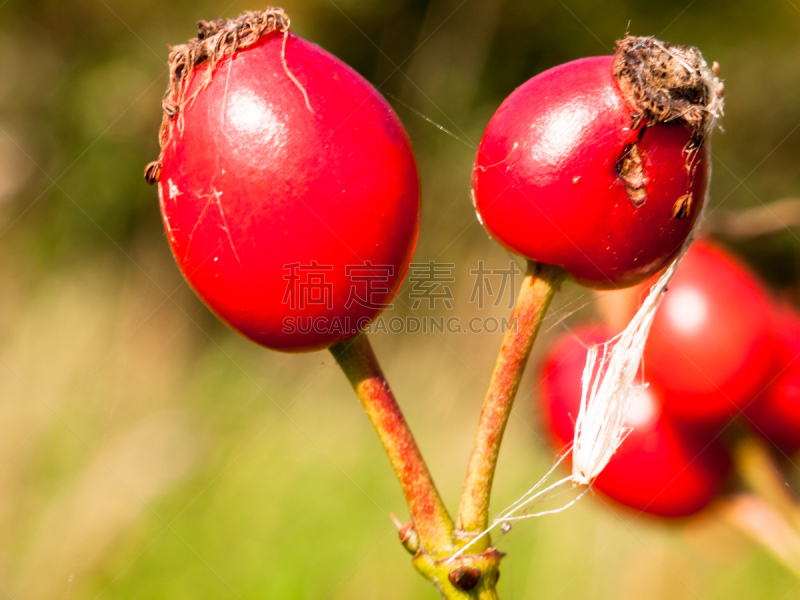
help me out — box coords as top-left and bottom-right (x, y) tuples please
(333, 264), (564, 597)
(331, 333), (454, 552)
(333, 334), (507, 598)
(458, 261), (565, 541)
(413, 549), (503, 599)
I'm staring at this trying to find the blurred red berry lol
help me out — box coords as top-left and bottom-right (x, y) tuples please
(151, 13), (420, 352)
(744, 303), (800, 453)
(540, 326), (731, 517)
(643, 240), (774, 425)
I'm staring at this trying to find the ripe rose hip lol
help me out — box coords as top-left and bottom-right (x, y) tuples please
(473, 37), (723, 288)
(643, 240), (774, 425)
(744, 303), (800, 453)
(540, 326), (730, 517)
(146, 10), (420, 352)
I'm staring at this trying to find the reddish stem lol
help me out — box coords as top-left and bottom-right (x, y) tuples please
(332, 334), (454, 552)
(458, 261), (565, 539)
(722, 436), (800, 579)
(734, 436), (800, 532)
(724, 494), (800, 578)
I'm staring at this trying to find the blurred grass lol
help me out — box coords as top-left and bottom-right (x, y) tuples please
(0, 0), (800, 598)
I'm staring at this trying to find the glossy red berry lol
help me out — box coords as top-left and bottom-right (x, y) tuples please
(540, 326), (730, 517)
(744, 303), (800, 453)
(643, 240), (774, 425)
(148, 11), (420, 352)
(472, 38), (721, 289)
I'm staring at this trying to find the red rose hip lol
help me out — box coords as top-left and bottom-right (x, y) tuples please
(643, 240), (774, 424)
(147, 10), (420, 352)
(540, 326), (730, 517)
(473, 38), (722, 288)
(744, 303), (800, 452)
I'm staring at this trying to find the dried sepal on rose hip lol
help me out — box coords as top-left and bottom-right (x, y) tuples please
(145, 8), (420, 352)
(472, 36), (724, 288)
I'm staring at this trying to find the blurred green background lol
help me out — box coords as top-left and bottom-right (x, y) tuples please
(0, 0), (799, 598)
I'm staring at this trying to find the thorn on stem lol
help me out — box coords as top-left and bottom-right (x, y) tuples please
(390, 513), (420, 554)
